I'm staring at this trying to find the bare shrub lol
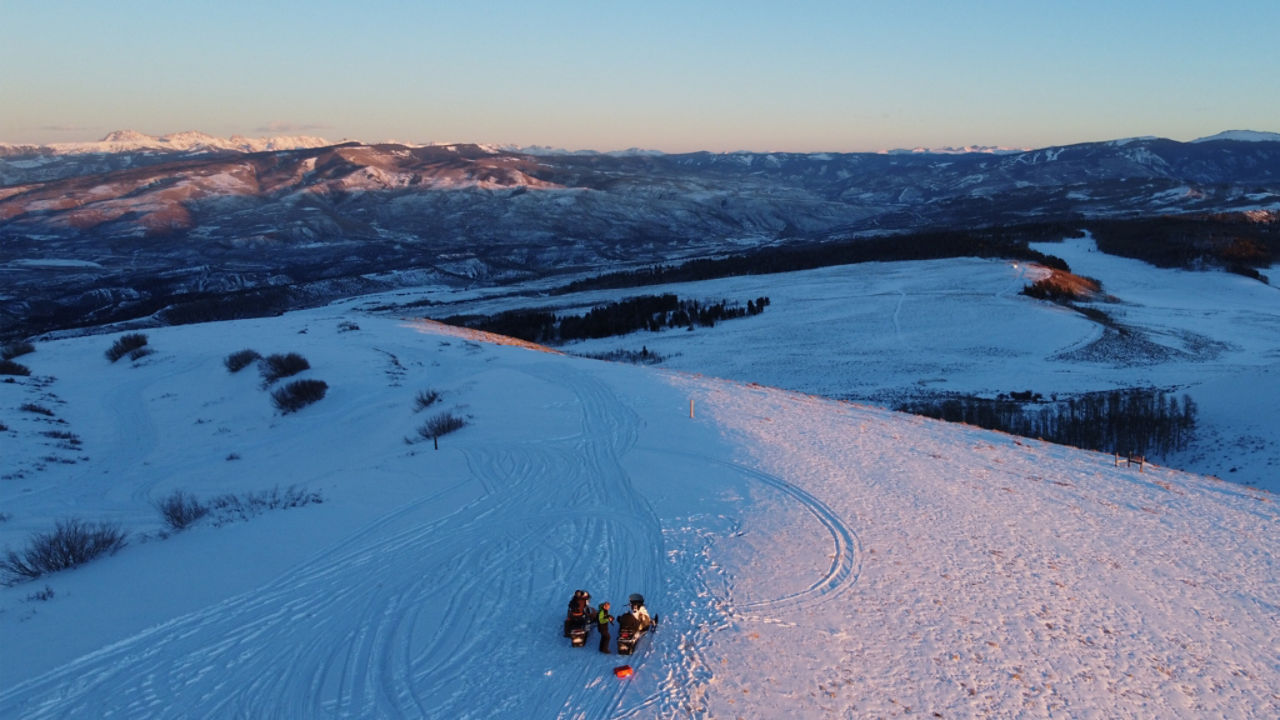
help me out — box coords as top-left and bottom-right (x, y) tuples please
(20, 403), (54, 417)
(337, 321), (360, 332)
(27, 585), (55, 602)
(272, 379), (328, 413)
(106, 333), (149, 363)
(155, 490), (209, 531)
(0, 518), (128, 584)
(418, 411), (467, 441)
(207, 485), (323, 525)
(0, 359), (30, 376)
(260, 352), (310, 384)
(2, 341), (35, 360)
(128, 347), (155, 361)
(224, 349), (261, 373)
(413, 389), (441, 411)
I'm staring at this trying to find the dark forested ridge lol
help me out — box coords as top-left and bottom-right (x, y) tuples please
(556, 224), (1079, 295)
(1088, 214), (1277, 282)
(438, 294), (770, 344)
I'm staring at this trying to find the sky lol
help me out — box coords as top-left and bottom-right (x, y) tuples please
(3, 0), (1278, 152)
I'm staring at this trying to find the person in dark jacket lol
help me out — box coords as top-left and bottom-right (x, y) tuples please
(564, 589), (593, 637)
(596, 602), (614, 653)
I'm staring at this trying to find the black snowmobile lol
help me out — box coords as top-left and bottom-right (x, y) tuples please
(567, 617), (590, 648)
(564, 590), (594, 648)
(616, 593), (658, 656)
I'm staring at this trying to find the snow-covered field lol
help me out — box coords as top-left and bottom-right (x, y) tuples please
(1, 302), (1277, 717)
(410, 235), (1280, 492)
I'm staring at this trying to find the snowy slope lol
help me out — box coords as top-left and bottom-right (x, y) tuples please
(0, 309), (1277, 718)
(424, 234), (1280, 493)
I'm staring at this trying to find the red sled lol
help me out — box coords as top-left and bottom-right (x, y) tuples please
(613, 665), (634, 679)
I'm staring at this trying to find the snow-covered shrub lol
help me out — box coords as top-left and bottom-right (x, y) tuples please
(105, 333), (148, 363)
(271, 379), (328, 413)
(0, 359), (30, 376)
(1, 341), (35, 360)
(418, 411), (467, 440)
(0, 518), (127, 584)
(259, 352), (310, 384)
(206, 485), (323, 525)
(155, 490), (209, 531)
(224, 349), (261, 373)
(413, 389), (441, 411)
(27, 585), (55, 602)
(20, 403), (54, 417)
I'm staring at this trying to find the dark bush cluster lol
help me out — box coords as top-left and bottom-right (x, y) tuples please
(0, 359), (30, 376)
(259, 352), (310, 384)
(578, 347), (667, 364)
(413, 389), (441, 411)
(898, 388), (1197, 459)
(418, 411), (467, 440)
(105, 333), (149, 363)
(154, 490), (209, 531)
(271, 379), (328, 413)
(224, 349), (261, 373)
(207, 486), (323, 525)
(155, 486), (322, 530)
(20, 403), (54, 417)
(2, 341), (34, 360)
(0, 518), (128, 584)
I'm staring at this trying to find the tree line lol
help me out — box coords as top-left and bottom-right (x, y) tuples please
(554, 225), (1076, 295)
(1088, 215), (1277, 282)
(897, 388), (1197, 459)
(439, 293), (769, 344)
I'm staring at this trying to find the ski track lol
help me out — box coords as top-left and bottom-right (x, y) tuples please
(0, 360), (681, 719)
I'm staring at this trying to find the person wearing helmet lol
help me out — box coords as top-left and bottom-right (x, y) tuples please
(627, 593), (652, 632)
(564, 589), (594, 637)
(616, 592), (652, 644)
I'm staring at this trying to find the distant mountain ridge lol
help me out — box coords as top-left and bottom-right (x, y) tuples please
(0, 129), (334, 158)
(2, 130), (1278, 339)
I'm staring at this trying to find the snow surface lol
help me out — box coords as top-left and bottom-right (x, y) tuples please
(1, 307), (1277, 718)
(418, 235), (1280, 493)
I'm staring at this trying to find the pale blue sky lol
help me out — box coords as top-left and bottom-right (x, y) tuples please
(3, 0), (1277, 151)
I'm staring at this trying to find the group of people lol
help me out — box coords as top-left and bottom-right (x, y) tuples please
(564, 590), (652, 654)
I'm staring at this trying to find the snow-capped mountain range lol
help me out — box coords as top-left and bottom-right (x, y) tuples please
(0, 129), (334, 158)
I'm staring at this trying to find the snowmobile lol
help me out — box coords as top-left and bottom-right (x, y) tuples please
(564, 590), (594, 648)
(567, 618), (590, 648)
(616, 594), (658, 655)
